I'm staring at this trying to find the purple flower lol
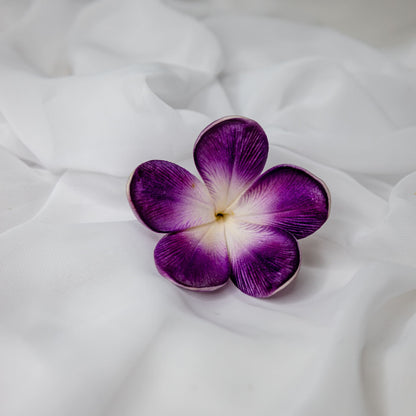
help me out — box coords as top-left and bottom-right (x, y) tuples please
(128, 116), (330, 298)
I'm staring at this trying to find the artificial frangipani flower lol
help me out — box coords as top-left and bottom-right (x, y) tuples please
(128, 117), (330, 298)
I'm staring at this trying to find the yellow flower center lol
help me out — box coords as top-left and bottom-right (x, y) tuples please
(215, 211), (233, 222)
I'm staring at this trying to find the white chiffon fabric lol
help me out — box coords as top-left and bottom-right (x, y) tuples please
(1, 1), (416, 415)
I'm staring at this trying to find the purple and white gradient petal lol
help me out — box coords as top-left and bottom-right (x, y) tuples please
(194, 116), (268, 213)
(224, 219), (300, 298)
(128, 160), (215, 233)
(232, 165), (330, 239)
(154, 222), (231, 290)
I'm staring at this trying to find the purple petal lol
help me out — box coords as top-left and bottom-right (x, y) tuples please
(232, 165), (330, 239)
(194, 116), (268, 212)
(154, 223), (231, 290)
(225, 219), (300, 298)
(128, 160), (215, 233)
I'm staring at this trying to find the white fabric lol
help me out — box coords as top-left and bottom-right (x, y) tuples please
(1, 1), (416, 415)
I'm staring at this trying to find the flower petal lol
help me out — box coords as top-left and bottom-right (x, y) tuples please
(224, 219), (300, 298)
(128, 160), (215, 232)
(232, 165), (330, 239)
(154, 222), (231, 290)
(194, 116), (268, 212)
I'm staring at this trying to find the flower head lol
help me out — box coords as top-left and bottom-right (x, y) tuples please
(128, 116), (330, 298)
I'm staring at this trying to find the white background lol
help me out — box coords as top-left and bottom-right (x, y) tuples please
(1, 1), (416, 415)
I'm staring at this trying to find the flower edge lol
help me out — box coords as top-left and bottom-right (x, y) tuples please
(193, 115), (264, 154)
